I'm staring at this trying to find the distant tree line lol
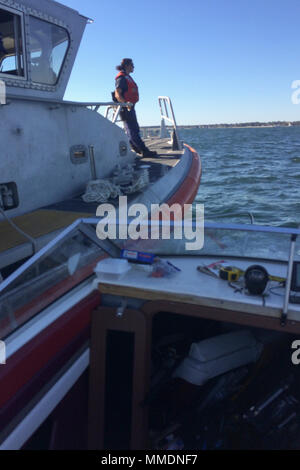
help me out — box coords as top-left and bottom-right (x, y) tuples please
(187, 121), (300, 129)
(142, 121), (300, 129)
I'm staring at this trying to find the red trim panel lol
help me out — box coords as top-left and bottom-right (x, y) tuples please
(0, 291), (100, 410)
(1, 328), (90, 432)
(166, 145), (202, 206)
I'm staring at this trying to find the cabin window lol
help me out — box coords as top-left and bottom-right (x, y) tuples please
(29, 16), (69, 85)
(0, 8), (24, 77)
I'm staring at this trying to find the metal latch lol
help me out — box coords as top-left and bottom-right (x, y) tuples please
(116, 298), (127, 318)
(0, 183), (19, 211)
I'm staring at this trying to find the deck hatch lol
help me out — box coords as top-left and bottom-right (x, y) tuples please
(119, 141), (128, 157)
(0, 182), (19, 210)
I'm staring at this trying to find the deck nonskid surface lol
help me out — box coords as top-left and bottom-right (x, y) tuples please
(0, 210), (92, 252)
(142, 137), (183, 167)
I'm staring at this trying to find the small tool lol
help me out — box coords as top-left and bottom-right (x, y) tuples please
(219, 266), (241, 282)
(197, 265), (219, 279)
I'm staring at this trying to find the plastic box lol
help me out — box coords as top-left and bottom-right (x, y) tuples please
(94, 258), (131, 281)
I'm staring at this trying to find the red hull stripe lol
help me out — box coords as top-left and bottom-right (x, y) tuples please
(166, 145), (201, 206)
(0, 291), (100, 409)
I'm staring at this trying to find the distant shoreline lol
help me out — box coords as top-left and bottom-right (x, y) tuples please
(142, 121), (300, 129)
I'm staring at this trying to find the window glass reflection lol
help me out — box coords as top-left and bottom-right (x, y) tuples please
(0, 231), (103, 339)
(0, 8), (24, 77)
(29, 16), (69, 85)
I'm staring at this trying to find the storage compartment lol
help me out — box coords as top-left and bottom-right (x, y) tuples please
(146, 312), (300, 450)
(89, 306), (300, 450)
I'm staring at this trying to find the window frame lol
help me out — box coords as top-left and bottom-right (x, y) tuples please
(28, 14), (70, 87)
(0, 4), (27, 81)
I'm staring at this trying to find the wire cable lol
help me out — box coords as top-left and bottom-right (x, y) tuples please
(0, 206), (37, 255)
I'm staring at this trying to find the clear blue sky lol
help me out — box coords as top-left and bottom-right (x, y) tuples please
(62, 0), (300, 125)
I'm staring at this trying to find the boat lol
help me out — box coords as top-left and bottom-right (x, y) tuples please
(1, 0), (300, 452)
(0, 0), (202, 450)
(0, 0), (201, 274)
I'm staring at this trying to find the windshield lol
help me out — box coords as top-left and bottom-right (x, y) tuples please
(0, 229), (104, 339)
(1, 219), (299, 340)
(114, 222), (300, 262)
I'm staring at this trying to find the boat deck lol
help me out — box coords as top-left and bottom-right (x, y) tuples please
(143, 137), (184, 166)
(0, 139), (184, 268)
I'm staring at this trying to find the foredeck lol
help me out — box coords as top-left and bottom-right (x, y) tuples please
(0, 138), (185, 268)
(143, 137), (183, 166)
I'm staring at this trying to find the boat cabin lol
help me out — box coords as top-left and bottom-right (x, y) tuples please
(0, 0), (88, 100)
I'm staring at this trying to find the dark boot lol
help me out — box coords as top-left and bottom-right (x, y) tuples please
(130, 143), (143, 155)
(142, 148), (158, 157)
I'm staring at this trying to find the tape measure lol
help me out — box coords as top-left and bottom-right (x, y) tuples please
(219, 266), (242, 282)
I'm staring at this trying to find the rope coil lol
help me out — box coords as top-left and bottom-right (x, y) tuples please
(82, 164), (149, 203)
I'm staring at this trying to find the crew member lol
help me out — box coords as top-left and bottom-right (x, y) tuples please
(115, 58), (157, 157)
(0, 33), (7, 60)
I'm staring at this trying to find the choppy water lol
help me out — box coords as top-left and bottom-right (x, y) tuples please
(180, 127), (300, 227)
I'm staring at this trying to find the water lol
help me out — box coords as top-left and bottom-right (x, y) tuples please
(180, 126), (300, 227)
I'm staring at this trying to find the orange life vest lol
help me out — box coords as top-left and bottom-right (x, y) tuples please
(115, 71), (139, 104)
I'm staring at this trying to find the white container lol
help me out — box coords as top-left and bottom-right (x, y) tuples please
(173, 330), (263, 386)
(94, 258), (131, 281)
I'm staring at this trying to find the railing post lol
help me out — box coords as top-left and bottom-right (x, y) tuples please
(281, 233), (298, 326)
(0, 80), (6, 105)
(160, 118), (168, 138)
(112, 105), (122, 123)
(158, 96), (182, 150)
(0, 341), (6, 365)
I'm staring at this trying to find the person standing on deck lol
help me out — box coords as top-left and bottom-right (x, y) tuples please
(114, 58), (157, 158)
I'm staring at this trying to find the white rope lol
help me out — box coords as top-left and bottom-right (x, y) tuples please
(82, 180), (122, 204)
(82, 166), (149, 203)
(122, 169), (150, 194)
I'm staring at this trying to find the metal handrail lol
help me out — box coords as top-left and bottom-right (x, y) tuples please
(104, 103), (133, 124)
(4, 94), (131, 121)
(5, 94), (127, 108)
(158, 96), (182, 150)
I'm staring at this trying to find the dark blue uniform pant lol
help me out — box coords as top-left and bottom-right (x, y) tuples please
(121, 107), (147, 153)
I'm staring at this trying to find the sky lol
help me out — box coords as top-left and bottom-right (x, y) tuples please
(61, 0), (300, 126)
